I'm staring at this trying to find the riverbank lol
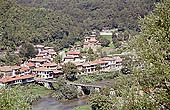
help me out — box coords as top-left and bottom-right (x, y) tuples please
(32, 96), (89, 110)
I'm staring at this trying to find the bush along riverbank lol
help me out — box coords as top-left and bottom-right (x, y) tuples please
(73, 105), (92, 110)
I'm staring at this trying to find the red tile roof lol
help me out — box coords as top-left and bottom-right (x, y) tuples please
(33, 67), (53, 72)
(66, 51), (80, 55)
(83, 42), (89, 45)
(42, 62), (57, 67)
(0, 66), (13, 72)
(101, 57), (115, 61)
(83, 63), (91, 67)
(0, 75), (34, 83)
(53, 70), (63, 74)
(20, 67), (30, 72)
(12, 66), (21, 70)
(26, 62), (35, 67)
(0, 66), (21, 72)
(64, 56), (74, 59)
(29, 58), (47, 62)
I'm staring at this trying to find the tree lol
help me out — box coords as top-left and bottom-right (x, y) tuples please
(88, 47), (94, 54)
(54, 54), (62, 64)
(90, 94), (113, 110)
(90, 1), (170, 109)
(62, 62), (79, 81)
(96, 64), (102, 74)
(131, 0), (170, 109)
(97, 36), (110, 47)
(19, 43), (37, 59)
(0, 52), (21, 66)
(55, 77), (78, 100)
(0, 73), (4, 78)
(0, 87), (30, 110)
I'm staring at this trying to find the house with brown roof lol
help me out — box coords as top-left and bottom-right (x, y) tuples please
(41, 62), (58, 70)
(83, 34), (101, 51)
(0, 66), (21, 78)
(99, 57), (117, 71)
(53, 70), (63, 78)
(79, 59), (109, 74)
(20, 66), (31, 75)
(76, 56), (123, 74)
(63, 51), (82, 63)
(25, 62), (35, 69)
(32, 67), (54, 79)
(0, 75), (34, 86)
(28, 58), (48, 67)
(113, 56), (123, 70)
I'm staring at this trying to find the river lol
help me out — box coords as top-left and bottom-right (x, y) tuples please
(32, 97), (88, 110)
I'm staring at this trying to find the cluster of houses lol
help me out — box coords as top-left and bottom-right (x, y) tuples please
(0, 33), (123, 87)
(64, 52), (122, 74)
(83, 34), (101, 51)
(0, 45), (62, 87)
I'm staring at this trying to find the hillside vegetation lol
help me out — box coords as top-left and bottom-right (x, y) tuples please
(0, 0), (159, 51)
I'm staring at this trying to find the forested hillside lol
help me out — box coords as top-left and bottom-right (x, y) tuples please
(16, 0), (160, 30)
(0, 0), (160, 51)
(0, 0), (84, 51)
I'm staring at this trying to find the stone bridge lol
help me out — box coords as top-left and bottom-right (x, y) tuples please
(35, 79), (103, 95)
(67, 82), (103, 95)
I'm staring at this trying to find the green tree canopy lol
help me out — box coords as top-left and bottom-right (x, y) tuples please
(0, 87), (30, 110)
(19, 43), (38, 59)
(90, 0), (170, 109)
(62, 62), (79, 81)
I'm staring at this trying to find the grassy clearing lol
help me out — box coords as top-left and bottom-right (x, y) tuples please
(22, 84), (54, 97)
(73, 105), (92, 110)
(100, 35), (115, 54)
(75, 72), (119, 84)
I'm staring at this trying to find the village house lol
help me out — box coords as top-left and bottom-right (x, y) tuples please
(32, 67), (54, 79)
(41, 62), (58, 70)
(25, 62), (35, 69)
(0, 66), (21, 78)
(28, 58), (49, 67)
(53, 70), (63, 78)
(113, 56), (123, 70)
(20, 66), (31, 75)
(75, 56), (123, 75)
(83, 34), (101, 51)
(63, 51), (82, 63)
(44, 46), (55, 52)
(100, 57), (117, 71)
(0, 75), (34, 86)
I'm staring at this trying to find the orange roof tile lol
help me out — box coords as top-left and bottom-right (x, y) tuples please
(0, 75), (34, 83)
(12, 66), (21, 70)
(42, 62), (57, 67)
(26, 62), (35, 67)
(20, 67), (30, 72)
(29, 58), (47, 62)
(0, 66), (13, 72)
(33, 67), (53, 72)
(101, 57), (115, 61)
(83, 63), (91, 67)
(53, 70), (63, 74)
(66, 51), (80, 55)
